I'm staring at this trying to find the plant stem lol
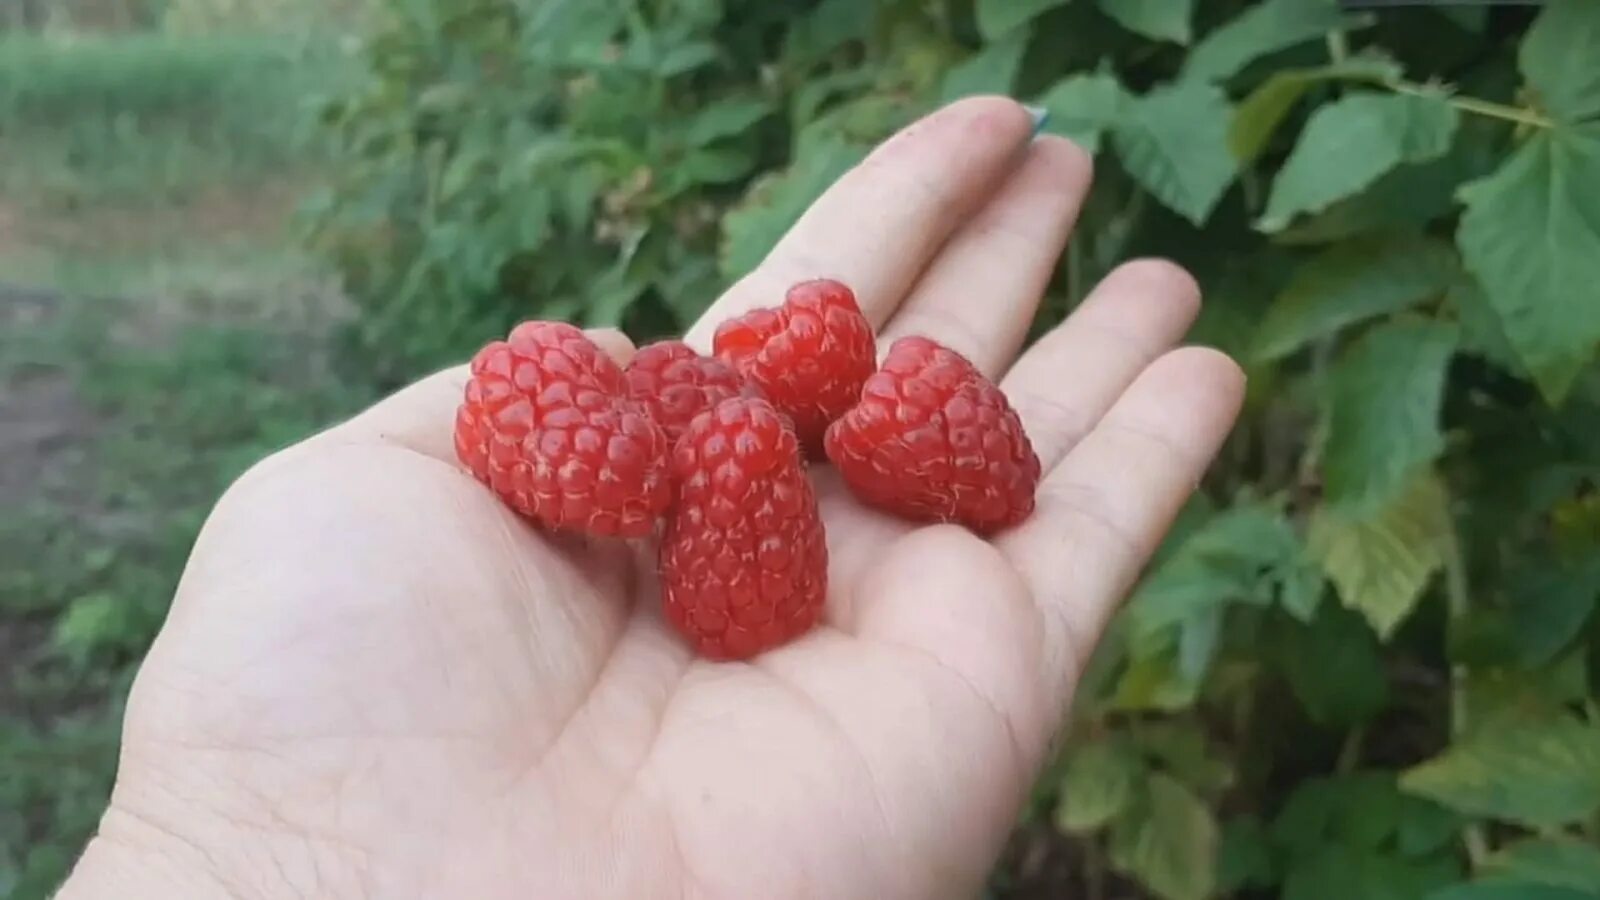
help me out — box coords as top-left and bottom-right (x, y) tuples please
(1335, 727), (1366, 773)
(1325, 30), (1349, 64)
(1392, 80), (1555, 130)
(1331, 71), (1556, 130)
(1443, 534), (1491, 868)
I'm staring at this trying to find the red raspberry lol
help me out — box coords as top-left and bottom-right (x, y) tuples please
(623, 339), (759, 444)
(659, 397), (828, 660)
(713, 278), (875, 455)
(823, 336), (1040, 534)
(454, 321), (671, 537)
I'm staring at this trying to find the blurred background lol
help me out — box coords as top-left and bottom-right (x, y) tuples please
(2, 1), (1598, 898)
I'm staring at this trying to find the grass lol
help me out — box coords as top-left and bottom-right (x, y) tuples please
(0, 31), (355, 207)
(0, 21), (375, 898)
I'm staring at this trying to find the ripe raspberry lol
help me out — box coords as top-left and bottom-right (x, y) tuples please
(660, 397), (828, 660)
(454, 321), (671, 537)
(823, 336), (1041, 534)
(623, 339), (759, 444)
(713, 278), (875, 455)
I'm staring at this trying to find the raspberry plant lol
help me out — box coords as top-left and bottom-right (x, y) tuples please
(315, 0), (1600, 896)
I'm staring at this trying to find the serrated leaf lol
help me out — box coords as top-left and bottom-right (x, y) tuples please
(1427, 883), (1598, 900)
(1277, 135), (1499, 245)
(1486, 839), (1600, 892)
(1280, 604), (1389, 728)
(1253, 236), (1460, 361)
(1034, 70), (1128, 154)
(1054, 740), (1146, 833)
(941, 29), (1029, 102)
(1456, 125), (1600, 403)
(1401, 714), (1600, 829)
(720, 135), (868, 279)
(1185, 0), (1359, 82)
(1450, 277), (1526, 374)
(1112, 80), (1237, 225)
(1310, 472), (1453, 639)
(1505, 557), (1600, 666)
(1284, 844), (1460, 900)
(1132, 721), (1236, 796)
(1109, 773), (1218, 900)
(782, 0), (874, 64)
(682, 98), (772, 147)
(1521, 0), (1600, 124)
(1273, 773), (1402, 855)
(976, 0), (1070, 39)
(1110, 651), (1200, 711)
(1096, 0), (1193, 44)
(1130, 503), (1319, 640)
(1323, 321), (1458, 512)
(1260, 92), (1459, 231)
(1229, 56), (1403, 163)
(1217, 817), (1277, 892)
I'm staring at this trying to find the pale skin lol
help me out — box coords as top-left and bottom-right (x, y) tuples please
(58, 97), (1244, 900)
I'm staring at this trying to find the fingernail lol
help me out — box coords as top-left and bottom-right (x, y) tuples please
(1023, 104), (1050, 137)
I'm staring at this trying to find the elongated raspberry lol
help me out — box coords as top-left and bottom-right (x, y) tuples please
(623, 339), (760, 444)
(454, 321), (671, 537)
(713, 278), (875, 455)
(824, 336), (1040, 534)
(660, 397), (828, 660)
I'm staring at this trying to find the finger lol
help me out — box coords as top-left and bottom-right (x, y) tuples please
(1000, 259), (1201, 470)
(327, 327), (637, 462)
(876, 136), (1092, 376)
(997, 347), (1244, 700)
(684, 96), (1037, 352)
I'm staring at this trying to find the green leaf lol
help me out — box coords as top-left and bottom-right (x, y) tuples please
(1505, 557), (1600, 666)
(1252, 235), (1460, 362)
(1280, 604), (1389, 728)
(1323, 321), (1459, 512)
(1185, 0), (1359, 82)
(1401, 714), (1600, 829)
(1277, 135), (1499, 245)
(1096, 0), (1193, 44)
(1521, 0), (1600, 124)
(1310, 472), (1453, 639)
(1228, 56), (1403, 163)
(1284, 845), (1460, 900)
(1428, 883), (1598, 900)
(1109, 773), (1219, 900)
(1450, 277), (1526, 374)
(720, 135), (868, 279)
(976, 0), (1070, 39)
(1217, 817), (1277, 892)
(1456, 125), (1600, 403)
(1259, 92), (1459, 231)
(1112, 80), (1237, 225)
(783, 0), (875, 64)
(1130, 721), (1236, 796)
(1054, 739), (1146, 833)
(1034, 70), (1128, 154)
(682, 98), (772, 147)
(941, 30), (1029, 102)
(1486, 838), (1600, 892)
(680, 146), (757, 185)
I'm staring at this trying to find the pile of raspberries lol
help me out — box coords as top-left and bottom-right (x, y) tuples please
(454, 280), (1040, 660)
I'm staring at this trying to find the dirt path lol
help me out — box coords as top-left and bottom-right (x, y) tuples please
(0, 282), (98, 515)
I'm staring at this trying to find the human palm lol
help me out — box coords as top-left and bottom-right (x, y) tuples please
(63, 98), (1243, 900)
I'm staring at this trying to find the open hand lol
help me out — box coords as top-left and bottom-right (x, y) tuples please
(61, 97), (1244, 900)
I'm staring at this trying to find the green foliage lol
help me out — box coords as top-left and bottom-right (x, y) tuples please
(285, 0), (1600, 895)
(0, 32), (355, 205)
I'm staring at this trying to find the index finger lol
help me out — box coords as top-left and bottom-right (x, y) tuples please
(684, 96), (1037, 352)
